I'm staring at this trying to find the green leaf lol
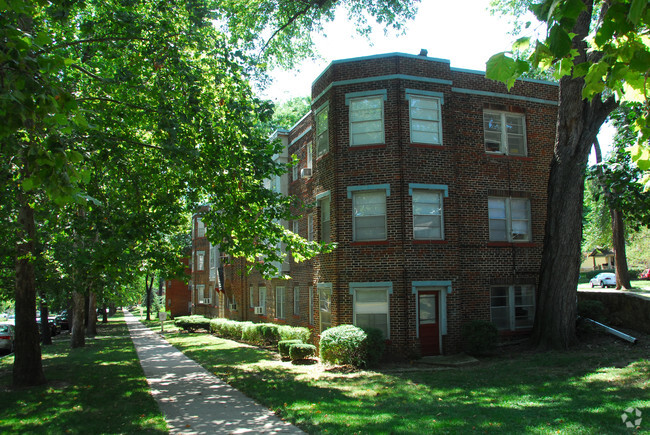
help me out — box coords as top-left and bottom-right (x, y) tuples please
(572, 61), (590, 77)
(513, 37), (531, 51)
(68, 150), (84, 163)
(629, 49), (650, 72)
(548, 25), (572, 58)
(486, 52), (518, 89)
(561, 0), (587, 20)
(628, 0), (647, 25)
(22, 178), (35, 191)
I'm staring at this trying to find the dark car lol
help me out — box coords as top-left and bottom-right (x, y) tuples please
(639, 269), (650, 280)
(55, 310), (69, 330)
(37, 316), (59, 337)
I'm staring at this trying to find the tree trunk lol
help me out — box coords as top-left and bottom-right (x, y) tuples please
(70, 291), (86, 348)
(145, 274), (154, 321)
(100, 304), (108, 323)
(86, 291), (97, 337)
(611, 207), (631, 289)
(13, 183), (46, 387)
(532, 1), (617, 349)
(39, 297), (52, 346)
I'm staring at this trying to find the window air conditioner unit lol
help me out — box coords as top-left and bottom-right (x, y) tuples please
(201, 298), (211, 304)
(300, 168), (312, 178)
(229, 303), (237, 311)
(254, 306), (264, 315)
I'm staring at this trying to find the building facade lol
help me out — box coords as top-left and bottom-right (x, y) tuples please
(191, 52), (559, 356)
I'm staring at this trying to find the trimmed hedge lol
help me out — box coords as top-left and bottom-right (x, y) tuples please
(319, 324), (369, 368)
(461, 320), (498, 356)
(278, 339), (303, 358)
(278, 325), (311, 343)
(362, 327), (385, 367)
(210, 319), (252, 340)
(174, 315), (211, 332)
(289, 343), (316, 361)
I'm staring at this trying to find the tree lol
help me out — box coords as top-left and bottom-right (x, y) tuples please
(487, 0), (649, 348)
(2, 0), (417, 386)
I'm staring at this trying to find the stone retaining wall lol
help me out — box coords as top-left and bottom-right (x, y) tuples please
(578, 290), (650, 335)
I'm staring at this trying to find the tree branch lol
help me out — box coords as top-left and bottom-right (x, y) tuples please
(71, 64), (104, 81)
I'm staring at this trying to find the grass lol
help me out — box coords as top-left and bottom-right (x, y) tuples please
(578, 279), (650, 295)
(153, 322), (650, 434)
(0, 312), (167, 435)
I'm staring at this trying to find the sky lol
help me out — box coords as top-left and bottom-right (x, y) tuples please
(260, 0), (615, 159)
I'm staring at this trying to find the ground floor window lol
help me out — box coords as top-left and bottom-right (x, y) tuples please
(275, 286), (285, 319)
(350, 282), (392, 338)
(318, 284), (332, 332)
(258, 287), (267, 315)
(490, 285), (535, 330)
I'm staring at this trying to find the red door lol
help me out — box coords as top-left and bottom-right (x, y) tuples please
(419, 291), (440, 355)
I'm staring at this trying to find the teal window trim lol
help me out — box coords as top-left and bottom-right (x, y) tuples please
(408, 183), (448, 197)
(452, 87), (557, 106)
(345, 89), (388, 106)
(412, 280), (452, 294)
(289, 127), (312, 146)
(405, 89), (445, 105)
(347, 184), (390, 199)
(349, 282), (394, 294)
(315, 190), (331, 201)
(314, 101), (329, 115)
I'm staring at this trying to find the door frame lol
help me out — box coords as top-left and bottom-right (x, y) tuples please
(412, 281), (452, 354)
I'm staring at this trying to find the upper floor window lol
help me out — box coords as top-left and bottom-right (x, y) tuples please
(410, 184), (447, 240)
(346, 90), (387, 146)
(196, 251), (205, 271)
(292, 154), (299, 180)
(407, 91), (443, 145)
(317, 192), (331, 243)
(484, 111), (526, 156)
(196, 218), (205, 238)
(315, 103), (329, 157)
(307, 214), (314, 241)
(348, 185), (390, 242)
(306, 142), (313, 169)
(488, 197), (531, 242)
(490, 285), (535, 330)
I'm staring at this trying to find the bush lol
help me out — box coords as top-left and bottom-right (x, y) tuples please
(578, 299), (608, 323)
(241, 323), (281, 345)
(362, 327), (385, 367)
(278, 339), (303, 358)
(278, 325), (311, 343)
(174, 315), (211, 332)
(210, 319), (252, 340)
(461, 320), (498, 356)
(319, 325), (368, 367)
(289, 343), (316, 361)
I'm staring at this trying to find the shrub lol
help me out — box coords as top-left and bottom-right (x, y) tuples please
(578, 299), (608, 323)
(278, 339), (303, 358)
(210, 319), (252, 340)
(174, 315), (211, 332)
(278, 325), (311, 343)
(241, 323), (281, 345)
(461, 320), (498, 356)
(361, 327), (385, 367)
(319, 324), (368, 367)
(289, 343), (316, 361)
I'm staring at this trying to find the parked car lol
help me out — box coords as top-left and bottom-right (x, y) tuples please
(639, 269), (650, 280)
(37, 316), (59, 337)
(0, 323), (15, 354)
(590, 272), (616, 288)
(55, 310), (69, 330)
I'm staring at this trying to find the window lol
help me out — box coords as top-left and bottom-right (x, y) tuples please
(351, 283), (391, 338)
(408, 93), (442, 145)
(491, 285), (535, 330)
(258, 287), (267, 315)
(352, 189), (387, 241)
(484, 111), (526, 156)
(292, 220), (299, 235)
(292, 154), (299, 180)
(308, 286), (314, 325)
(275, 286), (285, 319)
(411, 188), (445, 240)
(197, 285), (208, 304)
(196, 251), (205, 271)
(318, 284), (332, 332)
(293, 286), (300, 315)
(320, 195), (331, 243)
(197, 218), (205, 237)
(348, 94), (385, 146)
(306, 142), (313, 169)
(308, 214), (314, 241)
(315, 104), (329, 157)
(249, 285), (255, 308)
(488, 197), (531, 242)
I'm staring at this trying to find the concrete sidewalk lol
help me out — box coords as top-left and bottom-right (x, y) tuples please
(123, 310), (303, 434)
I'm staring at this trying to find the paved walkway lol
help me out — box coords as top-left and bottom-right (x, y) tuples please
(123, 310), (304, 434)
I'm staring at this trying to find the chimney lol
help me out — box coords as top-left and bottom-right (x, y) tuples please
(418, 49), (428, 57)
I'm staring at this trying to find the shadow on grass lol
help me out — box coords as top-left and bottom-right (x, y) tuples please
(0, 315), (167, 434)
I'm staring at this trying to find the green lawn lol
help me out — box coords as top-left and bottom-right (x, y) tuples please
(578, 279), (650, 294)
(0, 312), (167, 435)
(157, 324), (650, 434)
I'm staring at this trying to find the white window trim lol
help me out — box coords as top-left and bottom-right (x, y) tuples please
(196, 251), (205, 271)
(258, 287), (267, 315)
(275, 286), (285, 319)
(483, 110), (527, 156)
(349, 282), (393, 339)
(306, 142), (313, 169)
(314, 102), (329, 158)
(488, 197), (532, 242)
(249, 285), (255, 308)
(405, 90), (444, 145)
(346, 90), (387, 147)
(490, 285), (536, 331)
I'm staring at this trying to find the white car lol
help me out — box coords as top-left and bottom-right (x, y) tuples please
(590, 272), (616, 288)
(0, 323), (14, 353)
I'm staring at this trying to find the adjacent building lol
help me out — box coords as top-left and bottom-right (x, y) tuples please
(190, 52), (559, 356)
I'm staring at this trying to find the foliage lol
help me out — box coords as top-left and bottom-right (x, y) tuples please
(461, 320), (498, 356)
(319, 324), (369, 367)
(577, 300), (608, 323)
(278, 325), (311, 343)
(266, 97), (311, 133)
(627, 227), (650, 267)
(210, 318), (252, 340)
(361, 327), (386, 367)
(278, 339), (303, 358)
(288, 343), (316, 361)
(241, 323), (280, 345)
(173, 315), (211, 332)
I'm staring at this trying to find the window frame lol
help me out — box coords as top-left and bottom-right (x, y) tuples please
(258, 286), (267, 315)
(307, 214), (314, 241)
(317, 283), (332, 333)
(308, 286), (314, 325)
(406, 90), (443, 145)
(409, 184), (448, 241)
(249, 285), (255, 308)
(317, 191), (331, 243)
(488, 197), (532, 242)
(275, 286), (285, 319)
(315, 103), (329, 157)
(348, 185), (390, 242)
(490, 284), (535, 330)
(349, 282), (392, 339)
(293, 286), (300, 316)
(346, 90), (387, 147)
(483, 110), (527, 156)
(196, 251), (205, 271)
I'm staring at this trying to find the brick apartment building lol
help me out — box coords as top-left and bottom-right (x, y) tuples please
(164, 254), (191, 317)
(189, 52), (558, 356)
